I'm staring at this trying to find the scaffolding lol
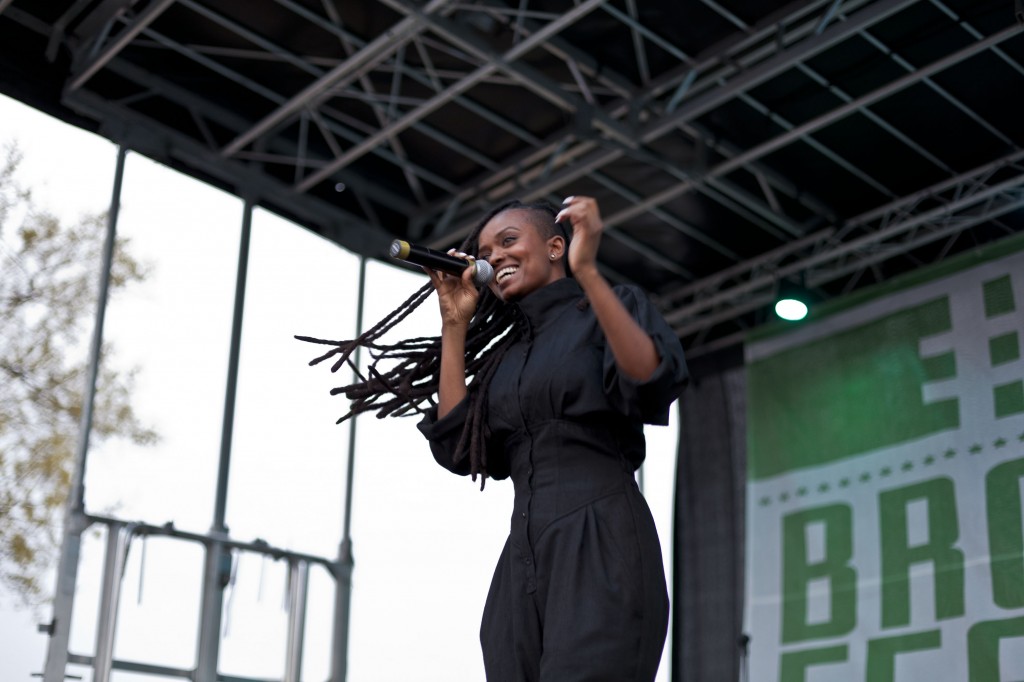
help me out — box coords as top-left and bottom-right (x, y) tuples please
(40, 146), (366, 682)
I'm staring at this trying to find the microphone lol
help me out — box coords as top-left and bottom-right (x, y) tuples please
(389, 239), (493, 285)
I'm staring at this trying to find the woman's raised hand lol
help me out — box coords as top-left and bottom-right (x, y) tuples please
(555, 196), (603, 280)
(425, 250), (480, 328)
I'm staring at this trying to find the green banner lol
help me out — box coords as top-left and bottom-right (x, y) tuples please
(745, 237), (1024, 681)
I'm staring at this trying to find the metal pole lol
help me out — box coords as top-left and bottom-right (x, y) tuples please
(195, 198), (253, 682)
(43, 144), (128, 682)
(284, 559), (309, 682)
(93, 522), (128, 682)
(330, 255), (367, 682)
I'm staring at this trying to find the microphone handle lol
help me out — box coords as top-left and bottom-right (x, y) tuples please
(389, 240), (493, 285)
(391, 240), (472, 273)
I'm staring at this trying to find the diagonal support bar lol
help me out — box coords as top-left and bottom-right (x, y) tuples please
(222, 0), (451, 157)
(425, 0), (917, 247)
(641, 0), (919, 141)
(68, 0), (176, 91)
(662, 154), (1024, 334)
(294, 0), (610, 193)
(602, 22), (1024, 232)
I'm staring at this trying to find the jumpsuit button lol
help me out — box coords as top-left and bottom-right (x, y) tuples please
(525, 558), (532, 565)
(521, 511), (526, 518)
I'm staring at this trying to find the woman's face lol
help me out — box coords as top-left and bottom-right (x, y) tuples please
(477, 208), (564, 302)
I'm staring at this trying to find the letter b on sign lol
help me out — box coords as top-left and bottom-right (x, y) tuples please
(782, 504), (857, 643)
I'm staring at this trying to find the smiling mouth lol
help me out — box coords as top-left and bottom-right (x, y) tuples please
(495, 266), (518, 284)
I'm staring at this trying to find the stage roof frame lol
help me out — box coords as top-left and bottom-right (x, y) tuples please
(1, 0), (1022, 356)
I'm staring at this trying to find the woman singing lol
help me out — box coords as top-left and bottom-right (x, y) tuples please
(301, 196), (688, 681)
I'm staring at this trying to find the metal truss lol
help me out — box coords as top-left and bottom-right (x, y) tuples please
(2, 0), (1021, 356)
(666, 149), (1024, 350)
(62, 514), (325, 682)
(419, 0), (925, 242)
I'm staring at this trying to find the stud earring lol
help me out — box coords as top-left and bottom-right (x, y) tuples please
(550, 253), (556, 260)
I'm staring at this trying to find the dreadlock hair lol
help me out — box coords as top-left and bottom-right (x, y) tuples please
(296, 199), (567, 489)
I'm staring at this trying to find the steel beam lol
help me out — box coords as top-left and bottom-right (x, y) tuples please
(602, 23), (1024, 232)
(331, 256), (367, 682)
(691, 2), (955, 208)
(812, 194), (1024, 287)
(656, 228), (835, 309)
(418, 0), (836, 248)
(639, 0), (875, 106)
(427, 0), (911, 246)
(65, 88), (396, 257)
(644, 0), (918, 141)
(68, 0), (176, 91)
(135, 22), (459, 199)
(175, 0), (427, 202)
(275, 0), (542, 126)
(283, 560), (309, 682)
(83, 513), (335, 564)
(662, 152), (1024, 338)
(223, 0), (452, 157)
(676, 190), (1024, 346)
(44, 0), (97, 62)
(42, 145), (127, 682)
(854, 12), (1017, 148)
(295, 0), (610, 193)
(379, 0), (634, 145)
(57, 512), (338, 680)
(93, 523), (130, 682)
(667, 168), (1024, 324)
(195, 198), (254, 682)
(67, 653), (193, 679)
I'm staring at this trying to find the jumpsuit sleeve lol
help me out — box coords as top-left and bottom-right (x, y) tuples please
(417, 399), (511, 479)
(602, 284), (689, 425)
(417, 398), (473, 476)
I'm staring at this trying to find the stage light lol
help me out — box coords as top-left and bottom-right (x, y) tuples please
(774, 297), (808, 321)
(774, 278), (811, 322)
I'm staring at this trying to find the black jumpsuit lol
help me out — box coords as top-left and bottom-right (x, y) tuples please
(418, 277), (689, 681)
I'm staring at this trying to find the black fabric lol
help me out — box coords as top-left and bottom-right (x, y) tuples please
(673, 366), (746, 682)
(419, 277), (688, 681)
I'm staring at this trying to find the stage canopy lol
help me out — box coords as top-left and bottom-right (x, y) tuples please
(2, 0), (1022, 359)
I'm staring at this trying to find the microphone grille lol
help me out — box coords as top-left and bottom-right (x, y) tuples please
(473, 259), (494, 285)
(389, 239), (410, 259)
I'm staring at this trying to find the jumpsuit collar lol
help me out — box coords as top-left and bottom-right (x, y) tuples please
(511, 277), (584, 335)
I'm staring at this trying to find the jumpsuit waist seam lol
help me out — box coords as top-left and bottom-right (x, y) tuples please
(528, 483), (633, 545)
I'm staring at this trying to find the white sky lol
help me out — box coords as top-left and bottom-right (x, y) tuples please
(0, 92), (679, 682)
